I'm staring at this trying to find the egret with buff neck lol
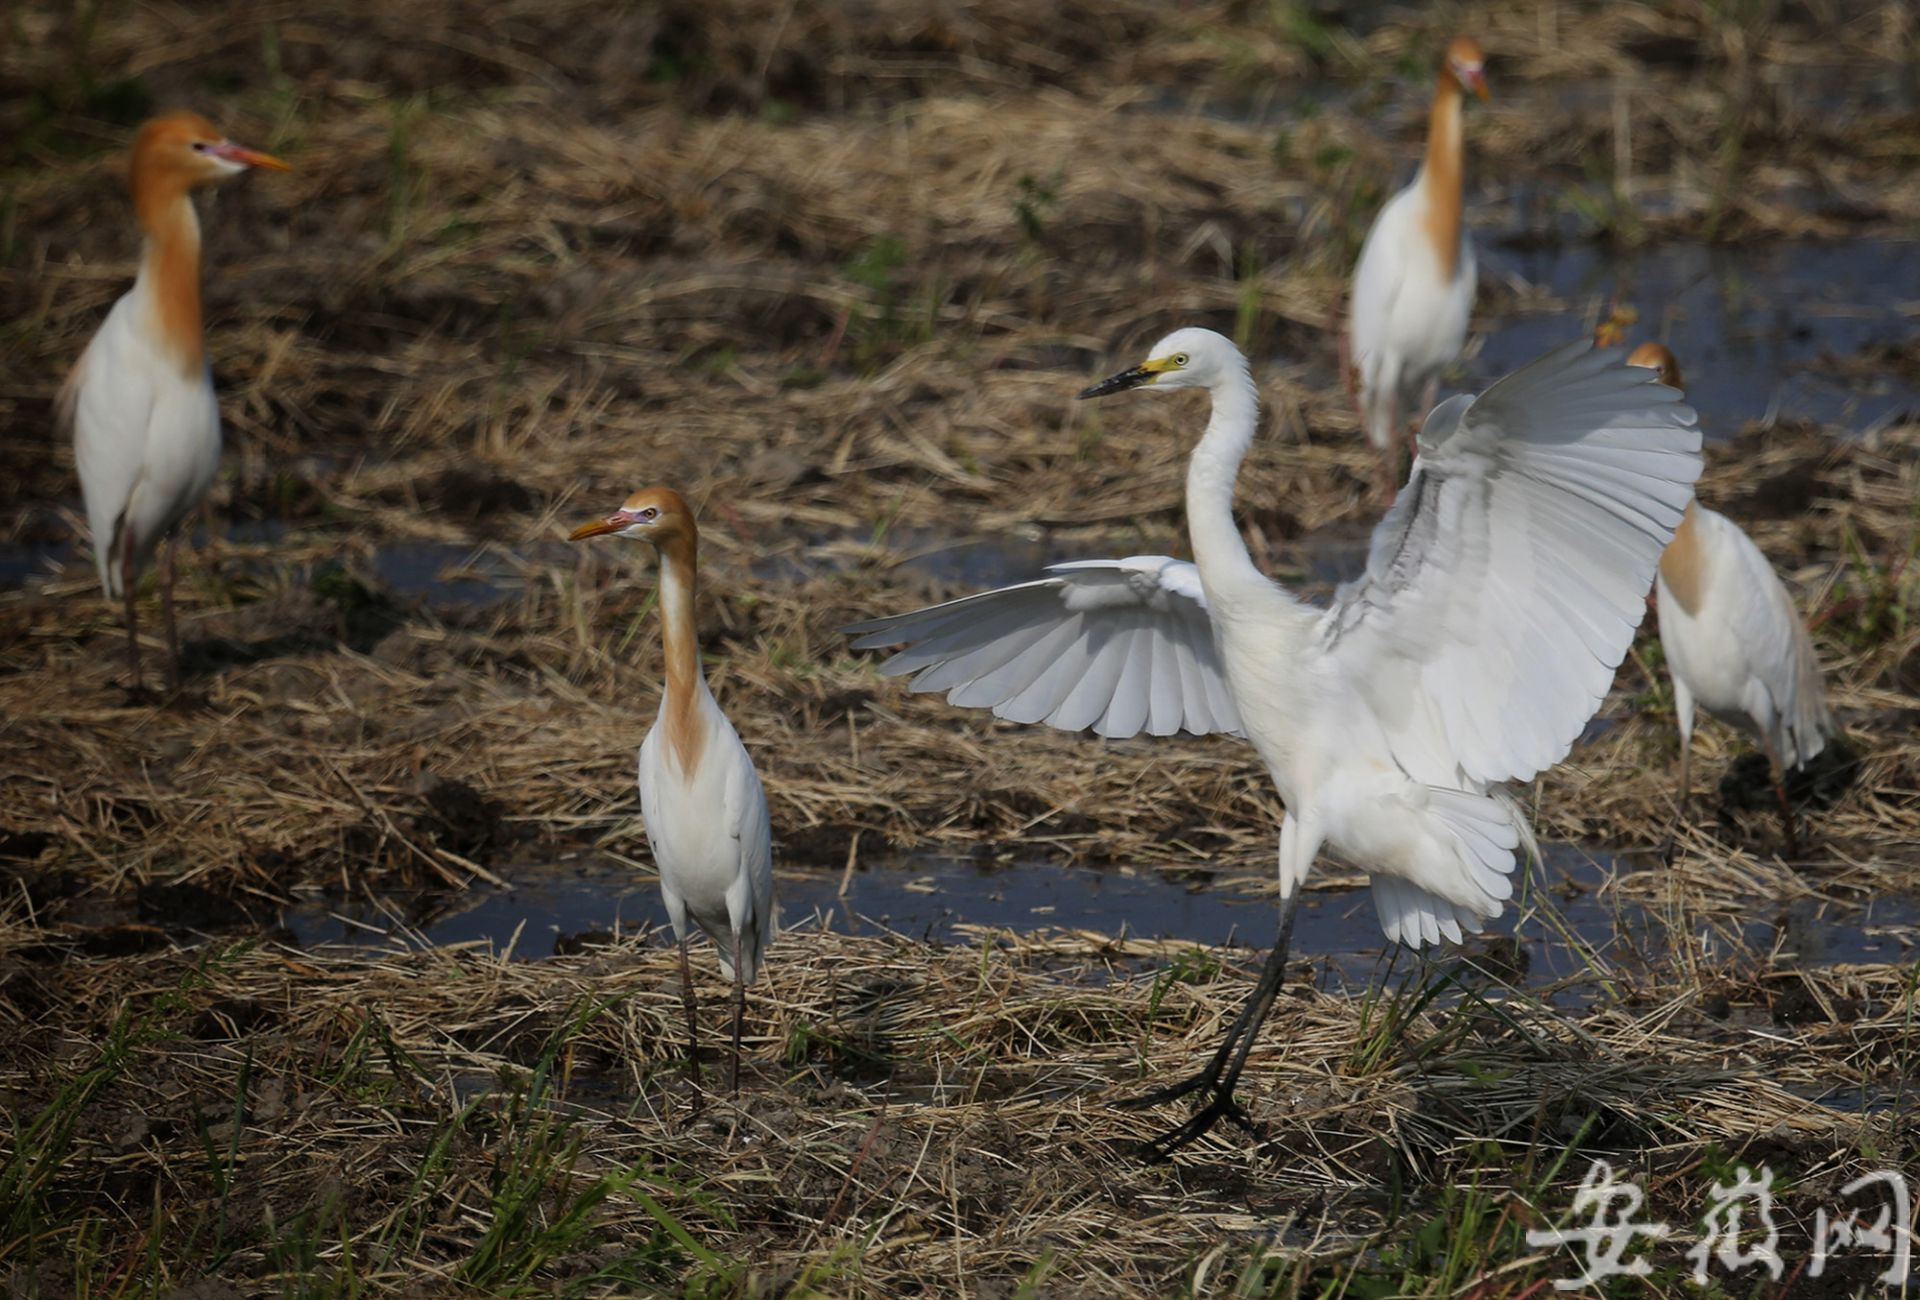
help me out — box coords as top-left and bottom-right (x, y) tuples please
(1347, 35), (1488, 499)
(1635, 343), (1835, 858)
(572, 487), (775, 1095)
(61, 111), (288, 692)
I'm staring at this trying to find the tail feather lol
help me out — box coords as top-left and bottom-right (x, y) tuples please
(1779, 616), (1833, 770)
(1370, 788), (1532, 949)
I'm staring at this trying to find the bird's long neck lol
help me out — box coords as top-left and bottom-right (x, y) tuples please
(133, 171), (205, 374)
(1658, 500), (1706, 616)
(1417, 73), (1466, 282)
(1184, 364), (1273, 608)
(654, 530), (710, 775)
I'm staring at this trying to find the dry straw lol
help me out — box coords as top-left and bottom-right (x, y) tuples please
(2, 0), (1918, 1291)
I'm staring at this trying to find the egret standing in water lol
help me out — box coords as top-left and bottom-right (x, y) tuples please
(1347, 35), (1488, 499)
(573, 488), (774, 1094)
(1635, 343), (1834, 856)
(848, 330), (1700, 1155)
(61, 112), (289, 691)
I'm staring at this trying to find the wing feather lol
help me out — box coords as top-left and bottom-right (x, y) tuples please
(846, 557), (1243, 739)
(1320, 340), (1703, 786)
(1100, 621), (1154, 739)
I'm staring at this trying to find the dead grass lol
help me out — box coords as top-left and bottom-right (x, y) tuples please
(0, 0), (1915, 1007)
(0, 926), (1912, 1294)
(0, 412), (1912, 927)
(2, 0), (1920, 1292)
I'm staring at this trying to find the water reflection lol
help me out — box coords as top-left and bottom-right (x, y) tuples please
(282, 844), (1920, 1005)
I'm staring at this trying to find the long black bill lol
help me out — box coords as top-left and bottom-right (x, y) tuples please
(1076, 365), (1157, 400)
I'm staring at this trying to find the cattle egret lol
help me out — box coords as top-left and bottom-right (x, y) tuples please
(572, 487), (774, 1094)
(1636, 343), (1833, 857)
(1347, 35), (1488, 499)
(60, 111), (288, 691)
(849, 329), (1700, 1154)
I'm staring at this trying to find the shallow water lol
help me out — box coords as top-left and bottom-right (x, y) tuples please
(367, 541), (527, 611)
(285, 843), (1920, 1002)
(1477, 237), (1920, 435)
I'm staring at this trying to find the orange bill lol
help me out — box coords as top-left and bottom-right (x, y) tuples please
(570, 516), (626, 540)
(211, 142), (291, 171)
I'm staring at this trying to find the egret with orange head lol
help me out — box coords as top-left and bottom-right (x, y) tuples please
(1633, 343), (1834, 856)
(571, 488), (774, 1094)
(1347, 35), (1489, 499)
(61, 111), (288, 691)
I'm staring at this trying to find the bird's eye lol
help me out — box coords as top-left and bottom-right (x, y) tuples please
(640, 507), (659, 522)
(1173, 353), (1189, 367)
(191, 142), (208, 152)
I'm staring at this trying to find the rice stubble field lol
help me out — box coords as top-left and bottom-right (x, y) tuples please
(3, 0), (1919, 1294)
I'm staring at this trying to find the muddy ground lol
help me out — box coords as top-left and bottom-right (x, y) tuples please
(2, 0), (1919, 1294)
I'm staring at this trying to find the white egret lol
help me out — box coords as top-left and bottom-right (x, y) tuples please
(572, 488), (775, 1094)
(1347, 35), (1487, 499)
(61, 111), (288, 691)
(1636, 343), (1833, 857)
(848, 329), (1700, 1154)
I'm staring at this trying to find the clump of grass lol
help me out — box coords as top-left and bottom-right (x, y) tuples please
(1819, 523), (1917, 653)
(1012, 169), (1062, 248)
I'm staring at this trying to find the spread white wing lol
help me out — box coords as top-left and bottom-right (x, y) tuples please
(1319, 340), (1703, 787)
(845, 556), (1243, 739)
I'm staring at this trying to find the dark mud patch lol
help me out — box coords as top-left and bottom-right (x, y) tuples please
(410, 771), (510, 865)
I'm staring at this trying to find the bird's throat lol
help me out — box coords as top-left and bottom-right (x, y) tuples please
(1419, 77), (1465, 283)
(136, 187), (206, 373)
(656, 535), (709, 777)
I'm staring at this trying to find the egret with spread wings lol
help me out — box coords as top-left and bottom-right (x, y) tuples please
(847, 328), (1701, 1155)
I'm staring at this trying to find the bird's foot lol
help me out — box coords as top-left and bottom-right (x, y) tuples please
(1118, 1068), (1262, 1160)
(1134, 1088), (1262, 1162)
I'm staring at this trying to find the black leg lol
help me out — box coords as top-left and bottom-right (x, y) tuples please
(1759, 737), (1801, 859)
(677, 939), (702, 1093)
(1662, 742), (1692, 866)
(1120, 886), (1303, 1159)
(159, 537), (180, 690)
(120, 528), (142, 693)
(730, 934), (746, 1097)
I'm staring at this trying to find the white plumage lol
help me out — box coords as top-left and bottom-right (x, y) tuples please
(637, 703), (776, 986)
(1348, 196), (1474, 449)
(1625, 341), (1832, 855)
(1347, 35), (1487, 494)
(851, 329), (1699, 1149)
(69, 286), (221, 600)
(856, 556), (1241, 738)
(573, 487), (774, 1092)
(1656, 500), (1832, 854)
(851, 328), (1700, 1149)
(1658, 502), (1831, 771)
(853, 329), (1700, 947)
(60, 112), (287, 690)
